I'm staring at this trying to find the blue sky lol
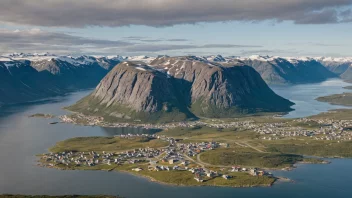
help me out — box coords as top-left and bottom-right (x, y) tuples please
(0, 0), (351, 57)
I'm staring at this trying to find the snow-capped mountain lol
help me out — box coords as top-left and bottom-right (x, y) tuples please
(1, 53), (350, 106)
(0, 53), (123, 105)
(313, 57), (352, 82)
(213, 55), (337, 84)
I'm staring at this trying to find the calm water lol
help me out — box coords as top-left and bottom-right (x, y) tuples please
(0, 79), (352, 198)
(271, 78), (352, 118)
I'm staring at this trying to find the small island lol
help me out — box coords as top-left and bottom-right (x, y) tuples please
(316, 92), (352, 106)
(29, 113), (55, 119)
(344, 86), (352, 90)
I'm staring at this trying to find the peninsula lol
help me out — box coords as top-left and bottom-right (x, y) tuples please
(316, 92), (352, 106)
(37, 110), (352, 188)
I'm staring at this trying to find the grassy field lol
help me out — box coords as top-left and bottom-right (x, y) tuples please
(49, 136), (168, 153)
(66, 95), (194, 124)
(159, 126), (260, 142)
(262, 139), (352, 158)
(115, 163), (275, 187)
(28, 113), (55, 118)
(316, 92), (352, 106)
(200, 148), (303, 168)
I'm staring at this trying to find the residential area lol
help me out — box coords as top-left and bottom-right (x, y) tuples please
(38, 133), (273, 182)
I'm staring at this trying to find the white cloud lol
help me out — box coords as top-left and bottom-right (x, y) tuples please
(0, 28), (259, 55)
(0, 0), (351, 27)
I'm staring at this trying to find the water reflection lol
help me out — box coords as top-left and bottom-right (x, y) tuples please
(101, 127), (161, 136)
(271, 78), (352, 118)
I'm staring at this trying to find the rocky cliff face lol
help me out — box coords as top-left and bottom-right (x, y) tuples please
(69, 57), (294, 123)
(151, 56), (294, 117)
(68, 62), (194, 123)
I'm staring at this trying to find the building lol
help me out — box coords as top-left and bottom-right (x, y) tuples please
(169, 159), (177, 164)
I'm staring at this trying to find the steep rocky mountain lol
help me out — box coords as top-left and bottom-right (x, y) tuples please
(225, 56), (337, 85)
(315, 57), (352, 82)
(0, 59), (63, 105)
(67, 61), (195, 123)
(150, 56), (294, 118)
(69, 57), (294, 123)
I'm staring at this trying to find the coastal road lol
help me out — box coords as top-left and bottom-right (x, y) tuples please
(190, 137), (267, 153)
(235, 141), (267, 153)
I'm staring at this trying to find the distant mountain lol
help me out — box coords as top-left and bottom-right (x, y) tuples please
(29, 56), (115, 90)
(68, 56), (294, 123)
(315, 57), (352, 82)
(216, 55), (337, 85)
(0, 59), (63, 105)
(0, 54), (122, 106)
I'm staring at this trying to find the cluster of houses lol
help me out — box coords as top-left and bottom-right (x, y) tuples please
(39, 133), (223, 169)
(176, 141), (220, 157)
(39, 132), (275, 183)
(255, 118), (352, 141)
(60, 113), (260, 130)
(39, 146), (163, 168)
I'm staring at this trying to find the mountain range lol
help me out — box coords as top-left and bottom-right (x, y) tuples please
(314, 57), (352, 82)
(67, 56), (294, 123)
(1, 53), (351, 107)
(207, 55), (339, 84)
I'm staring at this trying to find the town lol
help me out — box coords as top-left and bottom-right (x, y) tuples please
(60, 114), (352, 141)
(256, 118), (352, 141)
(38, 133), (273, 183)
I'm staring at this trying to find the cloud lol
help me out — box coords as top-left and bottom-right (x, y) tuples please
(167, 39), (189, 42)
(0, 0), (351, 27)
(0, 28), (258, 55)
(123, 37), (188, 43)
(239, 49), (301, 56)
(287, 42), (345, 47)
(120, 44), (261, 52)
(0, 29), (130, 54)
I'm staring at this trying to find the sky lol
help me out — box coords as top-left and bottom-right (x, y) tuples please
(0, 0), (352, 57)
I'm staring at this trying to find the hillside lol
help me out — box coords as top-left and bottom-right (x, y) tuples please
(0, 60), (63, 105)
(68, 57), (294, 123)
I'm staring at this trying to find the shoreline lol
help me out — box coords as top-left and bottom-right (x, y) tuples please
(35, 162), (275, 188)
